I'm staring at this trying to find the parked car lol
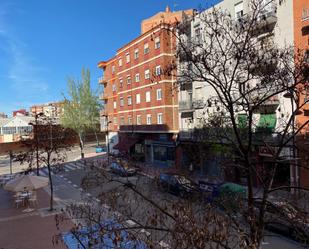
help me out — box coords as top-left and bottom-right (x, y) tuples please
(110, 162), (137, 177)
(253, 200), (309, 243)
(158, 173), (200, 198)
(95, 145), (106, 153)
(62, 219), (147, 249)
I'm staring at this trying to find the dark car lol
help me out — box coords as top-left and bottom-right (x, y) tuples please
(253, 200), (309, 243)
(110, 162), (137, 177)
(158, 173), (200, 198)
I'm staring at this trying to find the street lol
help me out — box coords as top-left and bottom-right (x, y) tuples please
(0, 142), (102, 175)
(39, 156), (304, 249)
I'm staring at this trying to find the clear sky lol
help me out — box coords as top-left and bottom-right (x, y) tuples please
(0, 0), (219, 116)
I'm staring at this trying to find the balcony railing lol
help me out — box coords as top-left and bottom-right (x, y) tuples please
(252, 95), (280, 114)
(99, 92), (108, 100)
(192, 98), (206, 109)
(100, 109), (108, 116)
(302, 8), (309, 21)
(179, 100), (193, 112)
(98, 76), (107, 84)
(302, 8), (309, 31)
(178, 129), (194, 140)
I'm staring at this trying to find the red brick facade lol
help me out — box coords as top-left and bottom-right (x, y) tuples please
(99, 27), (179, 133)
(294, 0), (309, 188)
(98, 8), (192, 166)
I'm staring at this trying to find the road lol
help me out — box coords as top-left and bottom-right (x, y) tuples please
(0, 142), (102, 175)
(41, 157), (304, 249)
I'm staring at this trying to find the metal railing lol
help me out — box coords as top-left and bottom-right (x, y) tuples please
(98, 76), (106, 83)
(302, 8), (309, 21)
(179, 99), (193, 111)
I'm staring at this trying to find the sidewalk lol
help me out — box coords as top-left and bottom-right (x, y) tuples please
(0, 186), (73, 249)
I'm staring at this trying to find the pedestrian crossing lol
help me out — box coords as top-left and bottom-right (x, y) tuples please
(38, 160), (86, 177)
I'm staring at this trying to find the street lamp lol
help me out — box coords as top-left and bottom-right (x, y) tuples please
(29, 112), (44, 176)
(103, 115), (112, 166)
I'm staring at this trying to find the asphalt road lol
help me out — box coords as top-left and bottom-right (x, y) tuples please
(51, 158), (304, 249)
(0, 142), (101, 175)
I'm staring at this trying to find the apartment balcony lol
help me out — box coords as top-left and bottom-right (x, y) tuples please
(252, 95), (280, 114)
(98, 76), (107, 84)
(179, 99), (193, 112)
(302, 8), (309, 31)
(100, 109), (108, 117)
(192, 98), (206, 109)
(99, 92), (108, 100)
(178, 129), (194, 141)
(252, 5), (277, 34)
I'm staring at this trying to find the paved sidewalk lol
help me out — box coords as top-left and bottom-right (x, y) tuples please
(0, 183), (73, 249)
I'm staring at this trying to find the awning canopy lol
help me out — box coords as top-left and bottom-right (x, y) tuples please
(113, 136), (140, 152)
(238, 114), (247, 128)
(258, 114), (277, 131)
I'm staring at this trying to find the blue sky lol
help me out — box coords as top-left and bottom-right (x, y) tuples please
(0, 0), (219, 116)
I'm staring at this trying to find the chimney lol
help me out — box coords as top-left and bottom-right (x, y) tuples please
(165, 6), (171, 13)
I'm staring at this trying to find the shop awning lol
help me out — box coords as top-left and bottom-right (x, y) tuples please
(258, 114), (276, 131)
(113, 137), (140, 152)
(238, 114), (247, 128)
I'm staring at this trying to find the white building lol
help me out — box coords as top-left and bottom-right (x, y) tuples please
(178, 0), (294, 139)
(0, 116), (33, 143)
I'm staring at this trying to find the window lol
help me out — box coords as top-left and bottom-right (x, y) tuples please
(156, 89), (162, 100)
(234, 1), (244, 20)
(147, 114), (152, 125)
(144, 43), (149, 54)
(157, 113), (163, 124)
(113, 101), (117, 109)
(194, 24), (201, 39)
(136, 115), (141, 125)
(112, 65), (115, 74)
(120, 97), (124, 107)
(127, 76), (131, 84)
(120, 116), (125, 125)
(127, 96), (132, 106)
(135, 73), (140, 82)
(126, 53), (130, 63)
(119, 78), (123, 88)
(136, 93), (141, 104)
(128, 116), (132, 125)
(112, 84), (116, 92)
(118, 58), (122, 67)
(146, 91), (151, 102)
(155, 37), (160, 49)
(155, 65), (161, 76)
(145, 69), (150, 79)
(134, 49), (139, 59)
(113, 117), (117, 124)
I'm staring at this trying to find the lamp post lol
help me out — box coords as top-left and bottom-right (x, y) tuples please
(103, 115), (112, 166)
(29, 112), (44, 176)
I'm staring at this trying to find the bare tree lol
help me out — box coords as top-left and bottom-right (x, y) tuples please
(54, 1), (309, 248)
(169, 0), (309, 247)
(15, 115), (75, 211)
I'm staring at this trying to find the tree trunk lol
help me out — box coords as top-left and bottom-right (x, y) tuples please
(47, 161), (54, 211)
(79, 133), (84, 159)
(94, 129), (99, 146)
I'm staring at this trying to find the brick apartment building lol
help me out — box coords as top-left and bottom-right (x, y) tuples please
(30, 102), (64, 119)
(294, 0), (309, 188)
(98, 7), (193, 166)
